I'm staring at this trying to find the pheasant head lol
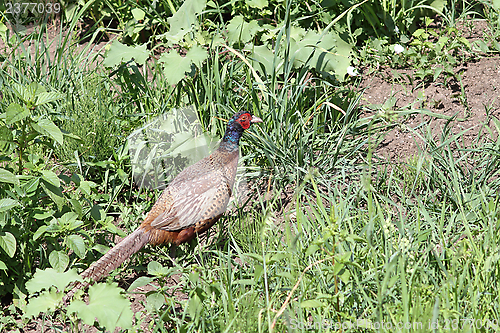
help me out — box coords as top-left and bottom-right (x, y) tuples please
(221, 111), (263, 148)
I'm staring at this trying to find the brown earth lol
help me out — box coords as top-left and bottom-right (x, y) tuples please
(359, 20), (500, 161)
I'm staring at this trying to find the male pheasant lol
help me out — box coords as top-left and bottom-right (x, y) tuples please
(65, 111), (262, 300)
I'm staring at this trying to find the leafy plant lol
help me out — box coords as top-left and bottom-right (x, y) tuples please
(2, 83), (65, 173)
(359, 17), (473, 84)
(0, 82), (103, 315)
(23, 268), (133, 332)
(408, 22), (472, 82)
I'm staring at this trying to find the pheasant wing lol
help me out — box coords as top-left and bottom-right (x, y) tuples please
(149, 169), (231, 231)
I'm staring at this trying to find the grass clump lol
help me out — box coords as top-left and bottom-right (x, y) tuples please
(56, 74), (129, 164)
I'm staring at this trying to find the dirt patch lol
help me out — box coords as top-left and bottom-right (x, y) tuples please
(361, 57), (500, 160)
(359, 20), (500, 161)
(0, 21), (110, 69)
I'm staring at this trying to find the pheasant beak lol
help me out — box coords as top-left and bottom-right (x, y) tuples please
(251, 116), (263, 124)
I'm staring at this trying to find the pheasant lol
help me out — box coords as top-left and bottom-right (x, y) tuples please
(64, 111), (262, 301)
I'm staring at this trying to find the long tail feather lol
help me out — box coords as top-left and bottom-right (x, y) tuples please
(64, 227), (150, 303)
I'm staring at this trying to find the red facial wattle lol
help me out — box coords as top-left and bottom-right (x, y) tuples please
(237, 113), (252, 129)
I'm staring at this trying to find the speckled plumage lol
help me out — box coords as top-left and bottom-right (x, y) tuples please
(64, 111), (262, 302)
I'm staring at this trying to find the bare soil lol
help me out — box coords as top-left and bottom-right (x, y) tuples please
(360, 20), (500, 161)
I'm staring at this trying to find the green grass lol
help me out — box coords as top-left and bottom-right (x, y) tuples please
(140, 118), (500, 332)
(56, 74), (128, 163)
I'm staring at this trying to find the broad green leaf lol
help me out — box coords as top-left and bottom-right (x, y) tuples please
(0, 213), (6, 228)
(35, 91), (64, 106)
(306, 244), (320, 256)
(346, 234), (366, 243)
(12, 82), (45, 103)
(33, 118), (64, 146)
(247, 0), (268, 8)
(457, 36), (470, 49)
(127, 276), (155, 292)
(32, 118), (63, 145)
(233, 279), (255, 286)
(104, 220), (126, 237)
(0, 232), (16, 257)
(33, 210), (54, 220)
(276, 271), (294, 281)
(46, 218), (62, 233)
(290, 26), (307, 41)
(160, 50), (192, 85)
(300, 299), (326, 308)
(103, 40), (149, 67)
(226, 16), (261, 44)
(0, 260), (7, 270)
(169, 132), (216, 164)
(243, 253), (264, 263)
(474, 40), (489, 53)
(24, 177), (40, 196)
(186, 45), (208, 67)
(288, 31), (352, 79)
(90, 204), (103, 221)
(147, 261), (163, 275)
(269, 253), (289, 264)
(64, 3), (78, 21)
(170, 132), (193, 152)
(247, 44), (278, 75)
(333, 35), (353, 80)
(25, 289), (62, 318)
(25, 268), (81, 293)
(494, 0), (500, 10)
(116, 168), (127, 181)
(163, 0), (206, 44)
(6, 103), (30, 125)
(41, 183), (65, 211)
(40, 170), (60, 188)
(0, 198), (20, 212)
(0, 168), (19, 185)
(131, 8), (145, 21)
(429, 0), (445, 12)
(339, 267), (351, 283)
(494, 40), (500, 52)
(0, 22), (6, 41)
(58, 211), (78, 225)
(0, 125), (13, 152)
(59, 212), (82, 230)
(61, 131), (82, 141)
(66, 235), (85, 258)
(70, 198), (83, 216)
(11, 83), (25, 101)
(33, 225), (48, 241)
(79, 180), (96, 195)
(188, 294), (203, 318)
(147, 260), (173, 276)
(49, 250), (70, 272)
(146, 292), (165, 312)
(66, 283), (133, 331)
(26, 82), (46, 98)
(300, 31), (337, 71)
(92, 243), (110, 255)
